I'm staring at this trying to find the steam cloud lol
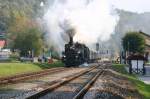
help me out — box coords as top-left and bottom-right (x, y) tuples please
(43, 0), (119, 53)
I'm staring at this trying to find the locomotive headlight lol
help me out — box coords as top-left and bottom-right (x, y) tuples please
(77, 51), (81, 54)
(70, 46), (75, 50)
(63, 55), (66, 58)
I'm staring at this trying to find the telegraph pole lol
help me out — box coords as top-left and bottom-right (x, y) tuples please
(96, 43), (99, 61)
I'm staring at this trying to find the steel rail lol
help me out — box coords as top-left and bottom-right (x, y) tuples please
(26, 65), (98, 99)
(73, 70), (104, 99)
(0, 67), (67, 85)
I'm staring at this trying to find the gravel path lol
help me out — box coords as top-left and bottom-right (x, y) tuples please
(0, 67), (87, 99)
(138, 66), (150, 84)
(125, 66), (150, 84)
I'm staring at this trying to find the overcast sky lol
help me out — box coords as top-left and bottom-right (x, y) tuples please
(110, 0), (150, 13)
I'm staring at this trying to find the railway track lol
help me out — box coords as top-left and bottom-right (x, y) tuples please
(26, 65), (104, 99)
(0, 67), (69, 85)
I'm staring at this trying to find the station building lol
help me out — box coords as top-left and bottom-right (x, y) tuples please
(0, 34), (11, 60)
(139, 31), (150, 62)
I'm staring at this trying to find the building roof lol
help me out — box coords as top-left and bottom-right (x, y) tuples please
(127, 54), (146, 60)
(0, 35), (6, 40)
(139, 31), (150, 38)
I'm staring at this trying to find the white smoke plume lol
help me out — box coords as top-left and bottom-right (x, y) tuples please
(43, 0), (119, 53)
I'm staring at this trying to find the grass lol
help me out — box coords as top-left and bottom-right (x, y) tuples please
(145, 62), (150, 66)
(34, 61), (65, 69)
(112, 64), (128, 74)
(112, 64), (150, 99)
(0, 61), (64, 77)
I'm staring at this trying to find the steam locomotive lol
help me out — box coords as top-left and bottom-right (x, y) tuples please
(62, 36), (98, 67)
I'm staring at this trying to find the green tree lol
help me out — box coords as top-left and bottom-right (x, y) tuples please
(13, 28), (43, 57)
(7, 11), (43, 57)
(122, 32), (145, 54)
(0, 0), (46, 32)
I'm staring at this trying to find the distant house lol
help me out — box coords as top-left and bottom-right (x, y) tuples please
(98, 44), (114, 61)
(0, 49), (11, 60)
(0, 34), (6, 49)
(0, 40), (6, 49)
(139, 31), (150, 61)
(0, 34), (10, 60)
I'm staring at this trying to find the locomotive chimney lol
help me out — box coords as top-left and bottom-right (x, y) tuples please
(67, 28), (75, 45)
(69, 35), (73, 45)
